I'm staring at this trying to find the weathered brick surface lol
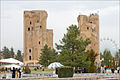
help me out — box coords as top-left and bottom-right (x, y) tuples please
(77, 14), (100, 66)
(24, 10), (53, 63)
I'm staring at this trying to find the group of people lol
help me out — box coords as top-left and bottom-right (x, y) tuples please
(11, 67), (22, 78)
(101, 65), (120, 73)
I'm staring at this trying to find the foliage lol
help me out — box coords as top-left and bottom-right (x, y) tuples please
(30, 68), (54, 74)
(49, 49), (58, 63)
(101, 49), (113, 68)
(112, 58), (116, 69)
(100, 53), (103, 60)
(34, 68), (37, 71)
(86, 49), (98, 73)
(118, 58), (120, 67)
(15, 50), (23, 62)
(9, 48), (14, 58)
(24, 64), (31, 74)
(2, 46), (11, 58)
(58, 67), (73, 78)
(1, 46), (15, 59)
(115, 51), (120, 62)
(39, 44), (58, 67)
(56, 24), (91, 68)
(0, 51), (2, 59)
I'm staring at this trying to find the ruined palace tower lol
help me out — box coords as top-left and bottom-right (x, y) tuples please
(24, 10), (53, 64)
(77, 13), (100, 65)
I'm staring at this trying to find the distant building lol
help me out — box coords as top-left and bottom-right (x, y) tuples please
(77, 13), (100, 66)
(24, 10), (53, 64)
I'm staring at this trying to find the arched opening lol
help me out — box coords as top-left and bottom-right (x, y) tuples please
(29, 49), (31, 53)
(29, 56), (31, 60)
(30, 21), (32, 24)
(40, 26), (42, 29)
(39, 41), (40, 45)
(28, 27), (30, 31)
(87, 27), (89, 30)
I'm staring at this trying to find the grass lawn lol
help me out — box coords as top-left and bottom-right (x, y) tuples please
(30, 68), (55, 74)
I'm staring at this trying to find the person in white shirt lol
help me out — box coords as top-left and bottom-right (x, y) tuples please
(117, 67), (119, 73)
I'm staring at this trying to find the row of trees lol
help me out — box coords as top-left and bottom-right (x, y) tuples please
(100, 49), (113, 68)
(39, 25), (98, 73)
(100, 49), (120, 68)
(39, 24), (120, 72)
(0, 47), (23, 62)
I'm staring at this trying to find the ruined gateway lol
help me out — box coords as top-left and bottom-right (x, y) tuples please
(24, 10), (100, 66)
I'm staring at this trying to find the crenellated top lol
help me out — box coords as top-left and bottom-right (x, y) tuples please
(24, 10), (48, 30)
(24, 10), (48, 17)
(77, 13), (99, 25)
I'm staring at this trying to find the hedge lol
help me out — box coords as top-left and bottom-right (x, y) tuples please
(58, 66), (73, 78)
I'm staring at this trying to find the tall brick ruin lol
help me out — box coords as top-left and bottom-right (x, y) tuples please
(24, 10), (53, 64)
(77, 13), (100, 66)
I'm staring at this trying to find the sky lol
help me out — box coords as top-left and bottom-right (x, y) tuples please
(0, 0), (120, 55)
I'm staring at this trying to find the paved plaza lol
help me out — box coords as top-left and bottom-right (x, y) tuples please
(0, 72), (120, 80)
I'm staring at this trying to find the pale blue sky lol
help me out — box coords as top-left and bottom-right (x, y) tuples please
(0, 1), (120, 55)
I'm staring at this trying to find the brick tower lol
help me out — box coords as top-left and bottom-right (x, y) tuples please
(77, 13), (100, 66)
(24, 10), (53, 64)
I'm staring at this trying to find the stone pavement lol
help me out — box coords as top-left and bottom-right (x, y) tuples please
(0, 73), (120, 80)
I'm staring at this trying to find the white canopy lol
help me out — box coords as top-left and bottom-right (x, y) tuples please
(1, 64), (20, 68)
(48, 62), (63, 69)
(0, 58), (24, 66)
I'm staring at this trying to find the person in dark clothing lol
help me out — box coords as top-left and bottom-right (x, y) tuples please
(18, 68), (22, 78)
(111, 68), (114, 73)
(83, 68), (86, 73)
(11, 67), (16, 78)
(104, 67), (107, 73)
(117, 67), (120, 73)
(56, 68), (58, 74)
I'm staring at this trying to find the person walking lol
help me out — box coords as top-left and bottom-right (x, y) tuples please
(111, 67), (114, 73)
(104, 66), (107, 73)
(15, 68), (18, 78)
(11, 67), (16, 78)
(18, 68), (22, 78)
(117, 67), (119, 73)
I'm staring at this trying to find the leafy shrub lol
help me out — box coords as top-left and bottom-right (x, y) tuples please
(34, 68), (37, 71)
(24, 64), (31, 74)
(58, 66), (73, 78)
(88, 63), (96, 73)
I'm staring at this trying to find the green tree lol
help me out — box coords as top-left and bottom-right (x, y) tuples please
(101, 49), (113, 68)
(2, 46), (11, 58)
(100, 52), (103, 60)
(16, 50), (23, 62)
(118, 58), (120, 67)
(9, 47), (14, 58)
(0, 51), (2, 59)
(39, 44), (58, 67)
(0, 50), (2, 59)
(115, 52), (120, 60)
(2, 47), (15, 59)
(112, 58), (116, 69)
(86, 49), (98, 73)
(49, 49), (58, 63)
(56, 24), (91, 68)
